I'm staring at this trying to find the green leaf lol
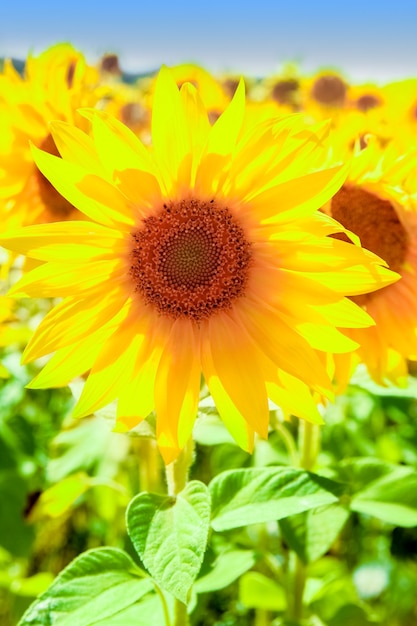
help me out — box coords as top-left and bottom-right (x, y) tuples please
(337, 458), (417, 526)
(126, 480), (211, 603)
(91, 594), (170, 626)
(210, 467), (341, 531)
(195, 549), (257, 593)
(28, 472), (92, 520)
(46, 417), (114, 483)
(239, 571), (287, 611)
(337, 458), (395, 493)
(280, 504), (350, 563)
(18, 547), (152, 626)
(351, 468), (417, 527)
(327, 603), (375, 626)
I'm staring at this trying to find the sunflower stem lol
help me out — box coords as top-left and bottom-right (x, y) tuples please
(270, 412), (299, 465)
(137, 437), (161, 493)
(165, 438), (194, 497)
(165, 439), (195, 626)
(299, 420), (320, 472)
(254, 608), (270, 626)
(153, 583), (173, 626)
(288, 420), (321, 620)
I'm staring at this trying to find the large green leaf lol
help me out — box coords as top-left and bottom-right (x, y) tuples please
(18, 547), (152, 626)
(126, 480), (211, 603)
(209, 467), (341, 531)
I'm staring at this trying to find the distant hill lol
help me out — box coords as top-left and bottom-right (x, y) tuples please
(0, 57), (25, 74)
(0, 57), (154, 83)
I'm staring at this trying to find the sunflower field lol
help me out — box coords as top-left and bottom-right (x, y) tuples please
(1, 44), (417, 626)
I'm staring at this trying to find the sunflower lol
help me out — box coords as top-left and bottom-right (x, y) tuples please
(381, 78), (417, 152)
(300, 69), (349, 123)
(0, 43), (100, 230)
(259, 63), (302, 112)
(1, 67), (397, 462)
(323, 138), (417, 386)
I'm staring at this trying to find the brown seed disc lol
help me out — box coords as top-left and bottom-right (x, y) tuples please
(271, 79), (299, 105)
(356, 94), (381, 112)
(130, 198), (252, 321)
(311, 75), (347, 106)
(331, 185), (408, 303)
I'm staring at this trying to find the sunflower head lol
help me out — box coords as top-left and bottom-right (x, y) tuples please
(0, 44), (101, 230)
(0, 66), (399, 462)
(323, 139), (417, 386)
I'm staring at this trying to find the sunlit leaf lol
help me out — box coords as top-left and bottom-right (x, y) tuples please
(18, 547), (152, 626)
(195, 549), (256, 593)
(126, 480), (211, 603)
(210, 467), (341, 531)
(280, 503), (350, 563)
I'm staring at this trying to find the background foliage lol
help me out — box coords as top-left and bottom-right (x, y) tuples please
(1, 338), (416, 625)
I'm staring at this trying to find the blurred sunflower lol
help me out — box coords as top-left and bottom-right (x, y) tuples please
(323, 139), (417, 386)
(347, 82), (385, 113)
(1, 68), (397, 462)
(0, 43), (100, 229)
(382, 78), (417, 152)
(301, 69), (349, 122)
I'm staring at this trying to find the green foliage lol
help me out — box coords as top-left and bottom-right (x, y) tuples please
(126, 481), (211, 603)
(280, 503), (350, 563)
(209, 467), (341, 531)
(17, 548), (154, 626)
(3, 362), (417, 626)
(194, 550), (256, 593)
(339, 459), (417, 527)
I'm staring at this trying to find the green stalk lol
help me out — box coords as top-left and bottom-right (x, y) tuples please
(164, 439), (195, 626)
(137, 437), (161, 493)
(254, 608), (270, 626)
(153, 583), (172, 626)
(289, 420), (321, 620)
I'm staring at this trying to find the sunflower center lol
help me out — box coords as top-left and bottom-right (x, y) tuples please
(271, 79), (299, 106)
(356, 94), (381, 112)
(331, 185), (408, 273)
(130, 198), (252, 321)
(36, 134), (75, 219)
(311, 75), (347, 106)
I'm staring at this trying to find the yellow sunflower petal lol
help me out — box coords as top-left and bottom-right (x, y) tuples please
(151, 65), (190, 192)
(201, 332), (255, 452)
(0, 221), (122, 261)
(9, 259), (123, 298)
(154, 319), (201, 455)
(72, 325), (146, 419)
(267, 371), (325, 425)
(49, 121), (103, 175)
(31, 144), (135, 228)
(204, 313), (270, 438)
(22, 290), (128, 362)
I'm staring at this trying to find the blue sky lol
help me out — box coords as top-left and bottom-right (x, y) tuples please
(1, 1), (416, 82)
